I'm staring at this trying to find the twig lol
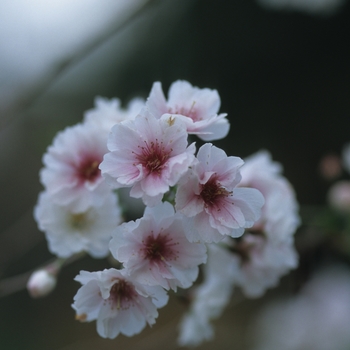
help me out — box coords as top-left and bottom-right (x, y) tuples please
(0, 0), (160, 132)
(0, 252), (85, 298)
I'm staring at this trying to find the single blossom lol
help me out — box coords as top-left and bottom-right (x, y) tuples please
(40, 123), (111, 213)
(110, 202), (207, 291)
(146, 80), (230, 141)
(100, 108), (196, 206)
(240, 150), (300, 242)
(34, 191), (122, 258)
(175, 143), (264, 243)
(231, 233), (298, 298)
(72, 268), (168, 339)
(83, 96), (144, 135)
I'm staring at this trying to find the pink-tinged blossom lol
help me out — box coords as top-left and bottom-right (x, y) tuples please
(240, 150), (300, 242)
(110, 202), (207, 291)
(100, 109), (196, 206)
(231, 233), (298, 298)
(175, 143), (264, 243)
(72, 268), (168, 339)
(40, 123), (111, 213)
(34, 191), (122, 258)
(146, 80), (230, 141)
(83, 96), (144, 136)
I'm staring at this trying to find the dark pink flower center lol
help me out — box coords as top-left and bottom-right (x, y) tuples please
(77, 156), (101, 183)
(109, 279), (137, 310)
(136, 140), (171, 175)
(143, 233), (178, 263)
(200, 177), (231, 207)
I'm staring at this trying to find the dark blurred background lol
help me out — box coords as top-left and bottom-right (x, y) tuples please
(1, 0), (350, 349)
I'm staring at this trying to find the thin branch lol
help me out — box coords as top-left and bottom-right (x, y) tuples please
(0, 253), (85, 298)
(0, 0), (160, 132)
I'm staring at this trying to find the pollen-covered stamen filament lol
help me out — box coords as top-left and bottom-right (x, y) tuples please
(109, 279), (136, 310)
(147, 241), (165, 260)
(169, 100), (199, 121)
(143, 233), (178, 262)
(200, 178), (232, 206)
(136, 140), (171, 175)
(186, 100), (199, 121)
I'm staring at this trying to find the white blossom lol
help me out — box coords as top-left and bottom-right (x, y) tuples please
(72, 268), (168, 339)
(110, 202), (207, 291)
(240, 150), (300, 242)
(34, 191), (122, 258)
(232, 233), (298, 298)
(100, 109), (195, 206)
(176, 144), (264, 242)
(40, 123), (111, 213)
(83, 96), (144, 135)
(147, 80), (230, 141)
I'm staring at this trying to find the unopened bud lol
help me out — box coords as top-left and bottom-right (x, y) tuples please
(27, 269), (57, 298)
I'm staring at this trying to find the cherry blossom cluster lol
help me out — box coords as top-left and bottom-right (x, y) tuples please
(32, 80), (300, 344)
(178, 151), (300, 346)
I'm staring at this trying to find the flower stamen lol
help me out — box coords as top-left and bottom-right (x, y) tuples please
(77, 158), (101, 182)
(109, 279), (136, 310)
(143, 234), (177, 262)
(200, 178), (232, 206)
(136, 140), (171, 175)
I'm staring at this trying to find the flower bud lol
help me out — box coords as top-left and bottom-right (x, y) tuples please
(27, 269), (57, 298)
